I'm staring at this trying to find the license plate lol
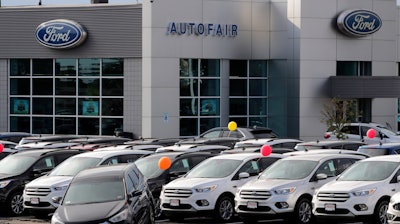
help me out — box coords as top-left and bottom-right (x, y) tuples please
(170, 199), (180, 207)
(247, 201), (257, 209)
(324, 203), (336, 211)
(30, 197), (40, 205)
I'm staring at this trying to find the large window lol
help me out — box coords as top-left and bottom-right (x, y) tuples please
(9, 58), (124, 135)
(229, 60), (268, 127)
(179, 59), (221, 136)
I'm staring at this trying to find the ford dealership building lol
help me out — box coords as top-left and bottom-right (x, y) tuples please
(0, 0), (399, 140)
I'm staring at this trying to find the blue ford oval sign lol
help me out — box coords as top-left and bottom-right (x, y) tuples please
(35, 19), (87, 49)
(337, 9), (382, 37)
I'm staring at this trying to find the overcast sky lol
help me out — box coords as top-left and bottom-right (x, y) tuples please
(1, 0), (138, 6)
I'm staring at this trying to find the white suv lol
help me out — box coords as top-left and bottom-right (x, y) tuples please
(234, 153), (364, 224)
(313, 155), (400, 224)
(23, 149), (152, 217)
(159, 153), (286, 222)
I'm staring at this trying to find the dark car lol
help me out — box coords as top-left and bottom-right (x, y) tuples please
(134, 151), (216, 218)
(178, 126), (279, 148)
(0, 148), (86, 216)
(0, 132), (34, 144)
(294, 140), (367, 151)
(51, 163), (155, 224)
(357, 142), (400, 156)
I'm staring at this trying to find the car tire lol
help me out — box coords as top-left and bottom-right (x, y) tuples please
(6, 191), (25, 216)
(373, 200), (388, 224)
(291, 197), (314, 224)
(214, 195), (235, 222)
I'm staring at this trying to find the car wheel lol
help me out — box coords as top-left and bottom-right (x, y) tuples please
(7, 191), (25, 216)
(373, 200), (388, 224)
(292, 198), (314, 224)
(214, 195), (235, 222)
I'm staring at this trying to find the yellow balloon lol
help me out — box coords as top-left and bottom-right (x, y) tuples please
(228, 121), (237, 131)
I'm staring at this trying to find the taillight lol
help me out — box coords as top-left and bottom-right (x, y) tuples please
(324, 133), (330, 139)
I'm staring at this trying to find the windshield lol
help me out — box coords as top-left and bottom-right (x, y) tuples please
(186, 159), (242, 178)
(135, 156), (164, 178)
(63, 177), (125, 205)
(259, 160), (318, 180)
(338, 161), (398, 181)
(0, 154), (37, 175)
(49, 157), (102, 176)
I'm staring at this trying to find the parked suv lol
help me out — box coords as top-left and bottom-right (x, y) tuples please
(135, 151), (215, 218)
(312, 155), (400, 224)
(159, 153), (286, 222)
(324, 122), (400, 144)
(0, 148), (85, 215)
(234, 153), (364, 224)
(23, 149), (153, 217)
(51, 163), (155, 224)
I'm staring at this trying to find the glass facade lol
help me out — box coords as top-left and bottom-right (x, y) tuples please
(9, 58), (124, 135)
(179, 59), (269, 137)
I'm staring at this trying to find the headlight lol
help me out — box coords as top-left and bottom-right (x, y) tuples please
(53, 185), (68, 191)
(51, 213), (64, 224)
(274, 187), (296, 195)
(352, 188), (376, 197)
(194, 185), (217, 193)
(0, 180), (11, 189)
(109, 208), (128, 223)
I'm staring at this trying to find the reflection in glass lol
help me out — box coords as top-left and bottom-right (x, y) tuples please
(200, 79), (220, 96)
(79, 78), (99, 96)
(102, 58), (123, 76)
(249, 60), (268, 77)
(56, 78), (76, 95)
(180, 79), (198, 96)
(56, 98), (76, 115)
(33, 98), (53, 115)
(102, 78), (123, 96)
(79, 99), (99, 116)
(200, 99), (220, 116)
(102, 98), (123, 116)
(55, 117), (76, 135)
(249, 79), (267, 96)
(10, 78), (30, 95)
(33, 78), (53, 95)
(10, 116), (30, 132)
(78, 118), (99, 135)
(180, 98), (198, 116)
(78, 58), (100, 76)
(10, 59), (30, 76)
(200, 59), (220, 77)
(102, 118), (123, 135)
(249, 98), (267, 115)
(249, 117), (267, 127)
(199, 118), (220, 134)
(32, 117), (53, 134)
(180, 59), (198, 77)
(33, 59), (53, 76)
(56, 59), (76, 76)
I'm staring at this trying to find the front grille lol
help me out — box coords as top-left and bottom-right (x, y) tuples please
(164, 188), (192, 198)
(240, 189), (271, 200)
(238, 205), (271, 212)
(315, 207), (350, 215)
(25, 187), (51, 197)
(317, 192), (349, 202)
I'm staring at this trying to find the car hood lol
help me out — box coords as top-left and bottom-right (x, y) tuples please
(166, 177), (226, 188)
(241, 178), (304, 190)
(57, 200), (125, 222)
(26, 175), (73, 188)
(319, 180), (381, 192)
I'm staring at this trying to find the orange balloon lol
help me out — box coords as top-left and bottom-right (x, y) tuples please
(158, 156), (172, 170)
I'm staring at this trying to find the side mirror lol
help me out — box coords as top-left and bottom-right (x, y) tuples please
(239, 172), (250, 179)
(316, 173), (328, 180)
(52, 196), (63, 205)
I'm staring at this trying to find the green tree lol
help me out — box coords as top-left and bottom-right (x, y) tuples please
(321, 98), (358, 140)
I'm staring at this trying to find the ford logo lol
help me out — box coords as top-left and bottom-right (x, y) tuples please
(35, 19), (87, 49)
(337, 9), (382, 37)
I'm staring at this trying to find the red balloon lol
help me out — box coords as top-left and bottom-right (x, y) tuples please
(261, 145), (272, 156)
(0, 144), (3, 153)
(367, 129), (377, 139)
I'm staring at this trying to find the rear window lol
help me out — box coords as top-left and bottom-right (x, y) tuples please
(358, 148), (392, 156)
(251, 129), (278, 138)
